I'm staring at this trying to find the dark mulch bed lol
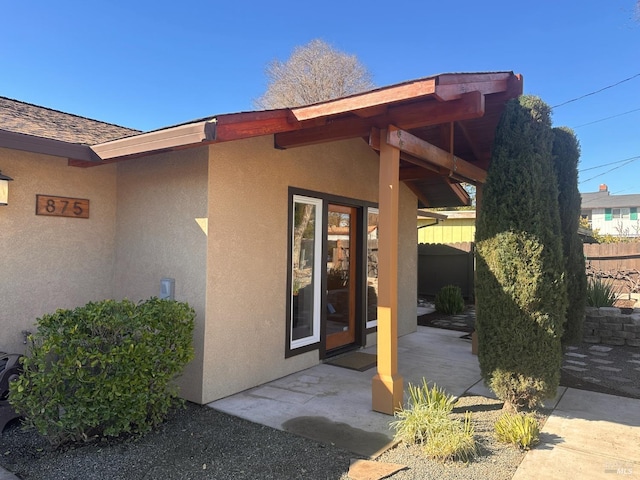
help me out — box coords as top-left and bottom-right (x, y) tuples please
(417, 308), (475, 333)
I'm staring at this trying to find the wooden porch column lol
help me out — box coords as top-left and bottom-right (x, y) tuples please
(372, 128), (404, 414)
(471, 183), (483, 355)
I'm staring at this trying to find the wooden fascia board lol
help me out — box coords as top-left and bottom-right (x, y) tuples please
(386, 125), (487, 184)
(0, 128), (100, 162)
(90, 120), (212, 160)
(418, 209), (448, 220)
(291, 78), (437, 121)
(212, 110), (301, 142)
(275, 92), (484, 150)
(435, 78), (508, 102)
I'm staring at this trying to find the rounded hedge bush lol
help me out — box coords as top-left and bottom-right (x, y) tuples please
(10, 298), (195, 447)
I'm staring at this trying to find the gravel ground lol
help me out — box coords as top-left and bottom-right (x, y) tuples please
(0, 394), (549, 480)
(374, 396), (548, 480)
(1, 339), (635, 479)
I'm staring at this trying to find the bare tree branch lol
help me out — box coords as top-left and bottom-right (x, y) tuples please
(254, 39), (375, 109)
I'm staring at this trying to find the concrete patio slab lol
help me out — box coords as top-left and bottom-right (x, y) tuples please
(512, 388), (640, 479)
(209, 326), (482, 457)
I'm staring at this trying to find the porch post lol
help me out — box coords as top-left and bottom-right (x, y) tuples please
(372, 128), (404, 414)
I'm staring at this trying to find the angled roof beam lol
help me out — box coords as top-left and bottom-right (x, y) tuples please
(275, 92), (484, 150)
(385, 125), (487, 185)
(446, 178), (471, 205)
(291, 78), (437, 121)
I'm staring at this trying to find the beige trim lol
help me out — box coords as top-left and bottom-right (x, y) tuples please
(91, 120), (213, 160)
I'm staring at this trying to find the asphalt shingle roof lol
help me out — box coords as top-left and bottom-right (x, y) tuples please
(0, 96), (140, 145)
(581, 191), (640, 209)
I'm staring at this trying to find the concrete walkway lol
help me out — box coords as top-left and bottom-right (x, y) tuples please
(210, 326), (640, 478)
(513, 388), (640, 479)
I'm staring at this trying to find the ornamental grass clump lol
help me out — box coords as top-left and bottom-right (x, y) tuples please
(434, 285), (465, 315)
(390, 380), (477, 462)
(494, 412), (540, 450)
(586, 276), (617, 307)
(10, 298), (195, 447)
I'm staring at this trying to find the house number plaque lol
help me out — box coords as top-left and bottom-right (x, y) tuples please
(36, 195), (90, 219)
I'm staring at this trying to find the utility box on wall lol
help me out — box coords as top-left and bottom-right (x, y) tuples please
(160, 278), (175, 300)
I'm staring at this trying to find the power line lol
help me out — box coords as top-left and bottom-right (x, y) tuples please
(573, 107), (640, 128)
(552, 73), (640, 109)
(579, 155), (640, 184)
(580, 154), (640, 172)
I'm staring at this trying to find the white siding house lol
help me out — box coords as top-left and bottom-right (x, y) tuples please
(581, 184), (640, 237)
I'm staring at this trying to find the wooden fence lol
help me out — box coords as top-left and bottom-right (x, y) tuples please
(417, 242), (474, 299)
(418, 242), (640, 300)
(583, 243), (640, 271)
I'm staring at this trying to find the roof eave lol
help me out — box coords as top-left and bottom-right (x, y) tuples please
(0, 128), (100, 163)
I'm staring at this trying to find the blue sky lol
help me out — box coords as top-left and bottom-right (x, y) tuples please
(1, 0), (638, 194)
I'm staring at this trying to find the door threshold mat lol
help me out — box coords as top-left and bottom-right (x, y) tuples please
(325, 352), (377, 372)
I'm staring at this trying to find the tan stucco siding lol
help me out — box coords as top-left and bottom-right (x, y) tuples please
(398, 185), (418, 337)
(202, 135), (417, 403)
(113, 148), (208, 403)
(0, 147), (117, 355)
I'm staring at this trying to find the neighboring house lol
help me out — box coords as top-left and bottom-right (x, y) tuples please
(0, 72), (522, 412)
(581, 184), (640, 237)
(418, 209), (476, 244)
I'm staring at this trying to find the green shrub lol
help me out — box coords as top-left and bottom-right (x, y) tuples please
(552, 127), (587, 344)
(489, 370), (547, 411)
(475, 95), (566, 411)
(434, 285), (465, 315)
(10, 298), (195, 447)
(586, 276), (617, 307)
(390, 381), (476, 462)
(495, 412), (540, 450)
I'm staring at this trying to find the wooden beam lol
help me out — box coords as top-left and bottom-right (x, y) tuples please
(276, 92), (484, 149)
(435, 78), (509, 101)
(292, 78), (437, 121)
(213, 110), (301, 142)
(386, 126), (487, 184)
(372, 128), (403, 415)
(446, 178), (471, 205)
(398, 165), (441, 181)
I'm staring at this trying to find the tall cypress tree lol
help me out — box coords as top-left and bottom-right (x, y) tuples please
(475, 95), (567, 410)
(553, 127), (587, 344)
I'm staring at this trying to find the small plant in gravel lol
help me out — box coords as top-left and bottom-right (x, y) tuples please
(407, 378), (456, 413)
(422, 411), (477, 462)
(586, 276), (617, 307)
(390, 380), (477, 462)
(10, 298), (195, 447)
(434, 285), (465, 315)
(494, 412), (540, 450)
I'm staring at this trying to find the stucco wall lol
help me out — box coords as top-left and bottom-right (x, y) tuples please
(202, 135), (417, 403)
(112, 148), (208, 403)
(0, 147), (117, 355)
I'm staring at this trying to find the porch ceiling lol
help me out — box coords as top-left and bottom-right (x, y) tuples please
(70, 72), (522, 207)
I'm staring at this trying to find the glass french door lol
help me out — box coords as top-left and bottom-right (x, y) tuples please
(325, 204), (357, 351)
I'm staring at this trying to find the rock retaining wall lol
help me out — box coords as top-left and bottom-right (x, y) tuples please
(583, 307), (640, 347)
